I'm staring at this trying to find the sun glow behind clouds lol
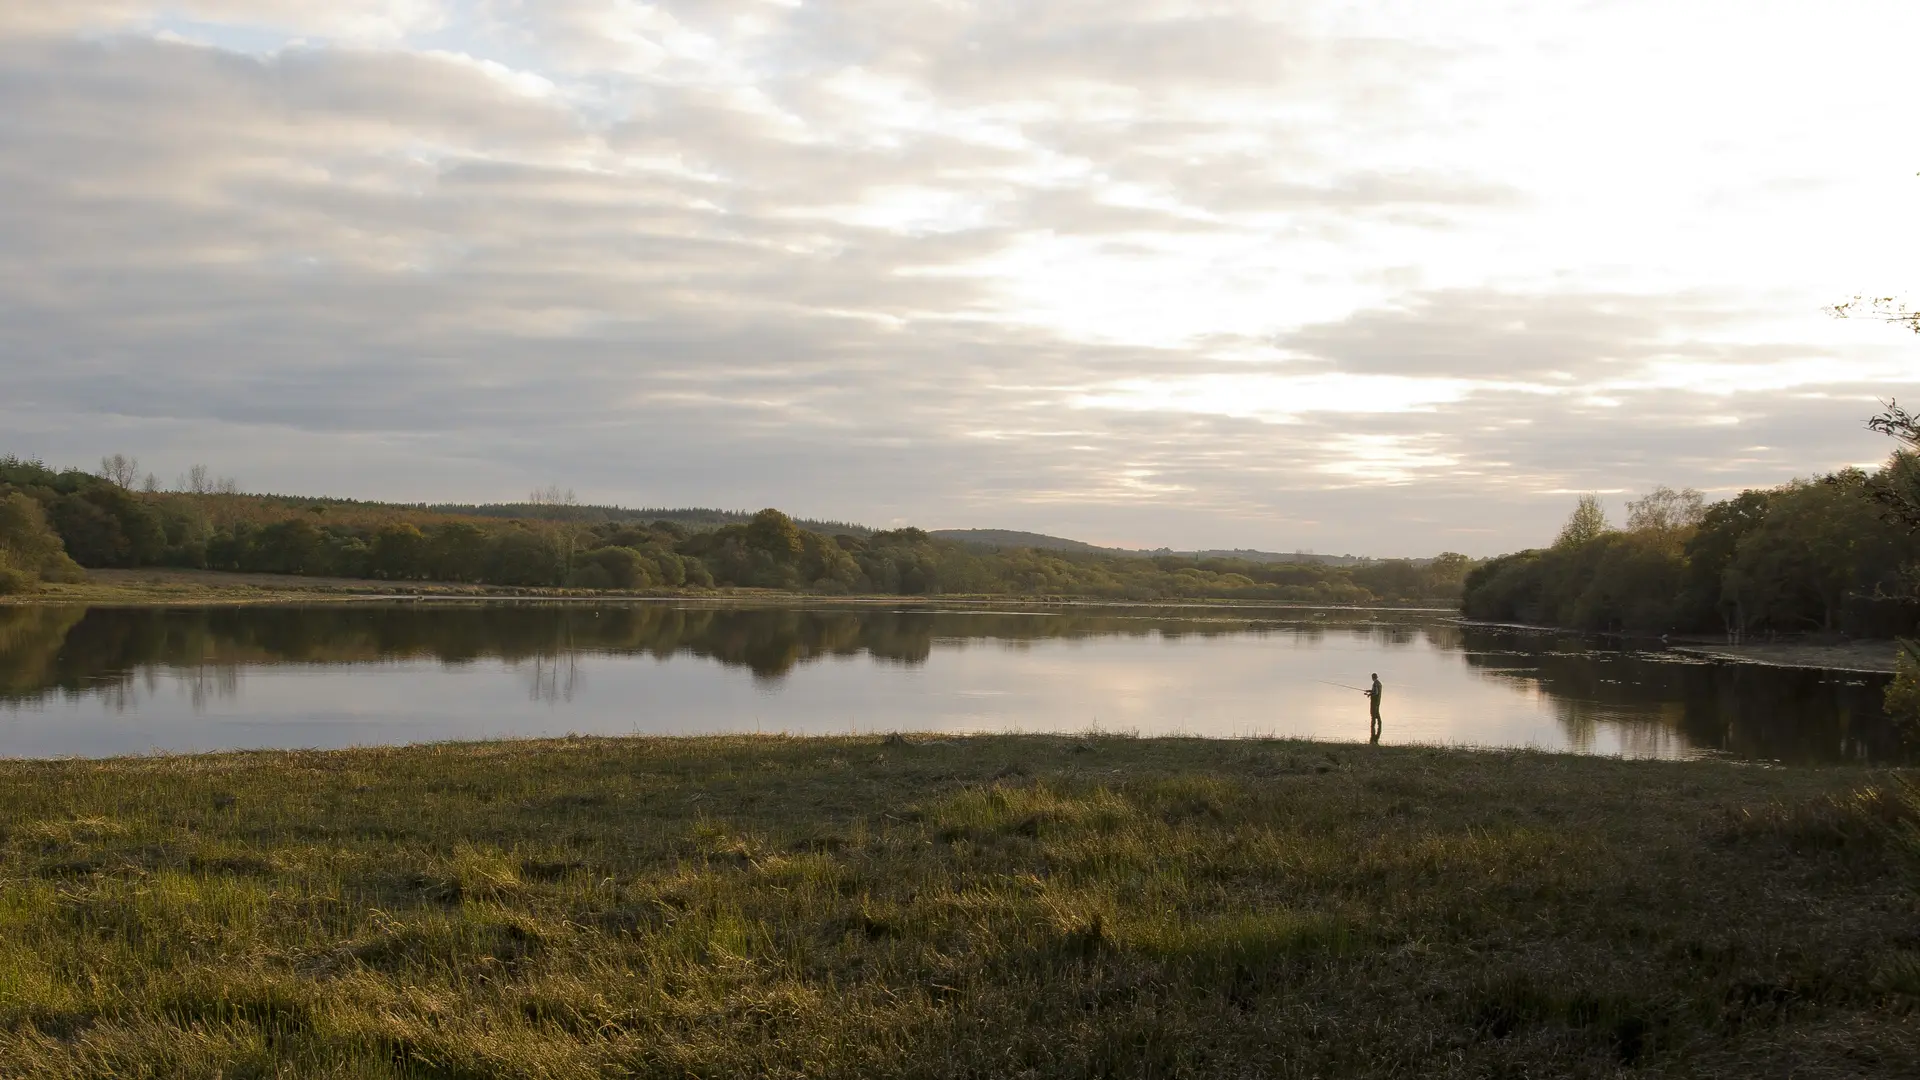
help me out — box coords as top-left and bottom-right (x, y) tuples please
(1316, 434), (1462, 485)
(1073, 373), (1482, 423)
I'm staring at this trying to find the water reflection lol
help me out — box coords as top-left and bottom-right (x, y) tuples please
(1454, 631), (1898, 763)
(1, 604), (1282, 694)
(0, 604), (1906, 763)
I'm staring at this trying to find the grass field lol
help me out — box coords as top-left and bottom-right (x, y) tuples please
(1, 567), (577, 606)
(0, 568), (486, 606)
(0, 735), (1915, 1078)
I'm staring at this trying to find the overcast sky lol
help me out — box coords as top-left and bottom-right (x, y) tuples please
(3, 2), (1918, 555)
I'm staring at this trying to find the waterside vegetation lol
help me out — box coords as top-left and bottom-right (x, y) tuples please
(1463, 465), (1920, 641)
(0, 734), (1915, 1078)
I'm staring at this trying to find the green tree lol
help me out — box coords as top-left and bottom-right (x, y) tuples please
(429, 522), (489, 582)
(1555, 494), (1609, 548)
(370, 523), (430, 580)
(1625, 485), (1705, 547)
(46, 485), (167, 568)
(1461, 550), (1546, 623)
(572, 546), (654, 590)
(1570, 532), (1687, 633)
(1427, 552), (1473, 588)
(484, 529), (565, 587)
(151, 500), (213, 568)
(250, 519), (329, 576)
(745, 509), (805, 560)
(650, 551), (690, 587)
(1681, 490), (1772, 633)
(1724, 473), (1892, 632)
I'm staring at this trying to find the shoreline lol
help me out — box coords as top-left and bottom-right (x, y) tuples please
(0, 566), (1461, 612)
(0, 730), (1805, 769)
(1666, 640), (1904, 674)
(1451, 617), (1906, 674)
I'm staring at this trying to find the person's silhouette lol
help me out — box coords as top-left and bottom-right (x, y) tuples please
(1365, 672), (1383, 744)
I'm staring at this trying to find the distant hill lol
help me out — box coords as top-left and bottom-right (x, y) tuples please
(933, 532), (1403, 566)
(1193, 549), (1371, 567)
(929, 529), (1107, 552)
(427, 504), (871, 537)
(423, 510), (1407, 563)
(930, 530), (1413, 565)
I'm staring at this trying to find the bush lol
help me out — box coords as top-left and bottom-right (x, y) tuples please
(483, 529), (565, 587)
(1885, 641), (1920, 738)
(573, 546), (653, 590)
(0, 564), (33, 595)
(0, 491), (85, 588)
(568, 562), (614, 589)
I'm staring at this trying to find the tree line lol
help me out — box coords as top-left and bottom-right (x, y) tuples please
(0, 455), (1471, 602)
(1462, 457), (1920, 639)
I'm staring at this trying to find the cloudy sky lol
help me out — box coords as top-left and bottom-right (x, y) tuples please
(3, 1), (1917, 555)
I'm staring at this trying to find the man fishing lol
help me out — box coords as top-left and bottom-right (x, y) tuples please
(1365, 673), (1383, 743)
(1316, 675), (1385, 742)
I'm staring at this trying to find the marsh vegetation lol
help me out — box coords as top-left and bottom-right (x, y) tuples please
(0, 735), (1915, 1077)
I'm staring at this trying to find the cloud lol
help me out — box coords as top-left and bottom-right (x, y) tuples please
(0, 1), (450, 41)
(1, 2), (1917, 556)
(1274, 289), (1780, 380)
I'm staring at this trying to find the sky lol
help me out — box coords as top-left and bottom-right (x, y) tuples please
(2, 1), (1918, 556)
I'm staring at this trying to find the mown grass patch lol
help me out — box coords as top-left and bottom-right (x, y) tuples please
(0, 735), (1914, 1077)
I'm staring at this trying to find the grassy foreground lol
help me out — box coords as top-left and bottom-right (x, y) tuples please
(1, 737), (1916, 1079)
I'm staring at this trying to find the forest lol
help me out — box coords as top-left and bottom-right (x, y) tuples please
(0, 456), (1469, 603)
(1462, 453), (1920, 639)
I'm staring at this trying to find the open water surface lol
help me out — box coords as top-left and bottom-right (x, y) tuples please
(0, 602), (1905, 763)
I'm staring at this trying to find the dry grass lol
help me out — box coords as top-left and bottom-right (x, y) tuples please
(0, 735), (1915, 1078)
(1, 567), (553, 606)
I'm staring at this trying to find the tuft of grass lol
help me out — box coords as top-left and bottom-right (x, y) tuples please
(0, 735), (1914, 1077)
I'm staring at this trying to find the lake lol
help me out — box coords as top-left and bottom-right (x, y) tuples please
(0, 602), (1905, 763)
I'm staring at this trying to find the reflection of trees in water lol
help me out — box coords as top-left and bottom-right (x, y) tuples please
(176, 664), (243, 712)
(20, 660), (243, 714)
(1548, 696), (1689, 759)
(0, 607), (88, 700)
(0, 606), (251, 711)
(523, 653), (581, 704)
(0, 605), (1381, 696)
(1244, 619), (1416, 648)
(1455, 628), (1904, 764)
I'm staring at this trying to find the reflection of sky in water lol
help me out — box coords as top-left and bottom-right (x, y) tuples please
(2, 612), (1897, 763)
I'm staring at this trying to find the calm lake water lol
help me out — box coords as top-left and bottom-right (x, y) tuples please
(0, 603), (1905, 763)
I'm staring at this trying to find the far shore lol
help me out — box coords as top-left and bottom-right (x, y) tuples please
(1667, 639), (1904, 674)
(1, 566), (1458, 613)
(1449, 617), (1907, 674)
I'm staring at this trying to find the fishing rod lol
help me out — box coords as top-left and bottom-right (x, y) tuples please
(1315, 679), (1370, 694)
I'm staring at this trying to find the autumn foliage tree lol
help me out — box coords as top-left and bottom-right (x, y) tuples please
(0, 493), (85, 594)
